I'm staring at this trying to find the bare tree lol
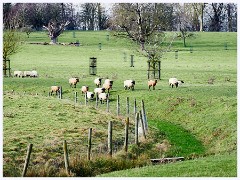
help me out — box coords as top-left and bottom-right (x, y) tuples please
(43, 20), (70, 44)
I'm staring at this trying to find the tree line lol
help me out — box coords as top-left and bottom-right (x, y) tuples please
(3, 3), (237, 32)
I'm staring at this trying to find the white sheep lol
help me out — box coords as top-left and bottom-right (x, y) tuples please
(94, 78), (102, 87)
(94, 87), (106, 95)
(30, 70), (38, 77)
(14, 71), (23, 78)
(23, 71), (32, 77)
(169, 78), (184, 88)
(50, 86), (61, 95)
(86, 91), (94, 100)
(69, 77), (79, 88)
(81, 86), (89, 94)
(98, 92), (109, 104)
(148, 79), (157, 90)
(104, 79), (113, 85)
(124, 80), (135, 90)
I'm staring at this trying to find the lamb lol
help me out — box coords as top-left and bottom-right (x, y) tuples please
(148, 79), (157, 90)
(69, 77), (79, 88)
(94, 78), (102, 87)
(169, 78), (184, 88)
(50, 86), (61, 95)
(124, 80), (135, 90)
(94, 87), (106, 95)
(98, 92), (109, 104)
(104, 79), (113, 86)
(81, 86), (89, 94)
(14, 71), (23, 78)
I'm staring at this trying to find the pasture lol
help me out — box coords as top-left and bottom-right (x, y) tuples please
(3, 30), (237, 177)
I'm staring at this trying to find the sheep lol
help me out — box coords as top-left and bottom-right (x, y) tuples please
(69, 77), (79, 88)
(169, 78), (184, 88)
(124, 80), (135, 90)
(13, 71), (23, 78)
(50, 86), (61, 95)
(94, 78), (102, 87)
(148, 79), (157, 90)
(86, 91), (94, 100)
(23, 71), (32, 77)
(104, 79), (113, 85)
(30, 70), (38, 77)
(81, 86), (89, 94)
(98, 92), (109, 104)
(102, 83), (112, 93)
(94, 87), (106, 95)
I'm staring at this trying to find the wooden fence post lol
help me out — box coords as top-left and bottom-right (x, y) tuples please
(139, 110), (146, 140)
(141, 100), (148, 132)
(126, 97), (129, 117)
(134, 98), (137, 116)
(87, 128), (92, 161)
(135, 112), (139, 145)
(74, 92), (78, 104)
(106, 97), (110, 112)
(22, 143), (33, 177)
(108, 121), (113, 157)
(124, 117), (129, 152)
(85, 93), (87, 106)
(59, 86), (62, 99)
(117, 95), (120, 116)
(63, 140), (70, 175)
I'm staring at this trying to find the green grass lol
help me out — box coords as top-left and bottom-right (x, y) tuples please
(3, 30), (237, 177)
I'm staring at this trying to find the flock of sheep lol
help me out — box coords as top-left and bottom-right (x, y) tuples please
(13, 70), (38, 78)
(50, 77), (184, 104)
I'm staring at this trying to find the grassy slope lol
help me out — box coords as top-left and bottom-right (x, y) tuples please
(3, 31), (237, 176)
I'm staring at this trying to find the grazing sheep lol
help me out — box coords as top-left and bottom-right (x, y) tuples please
(94, 87), (106, 95)
(169, 78), (184, 88)
(69, 77), (79, 88)
(124, 80), (135, 90)
(98, 93), (109, 104)
(23, 71), (32, 77)
(148, 79), (157, 90)
(86, 91), (94, 100)
(102, 83), (112, 93)
(50, 86), (61, 95)
(30, 70), (38, 77)
(14, 71), (23, 78)
(94, 78), (102, 87)
(81, 86), (89, 94)
(104, 79), (113, 86)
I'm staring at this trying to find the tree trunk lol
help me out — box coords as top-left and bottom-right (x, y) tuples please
(3, 59), (7, 76)
(50, 37), (57, 44)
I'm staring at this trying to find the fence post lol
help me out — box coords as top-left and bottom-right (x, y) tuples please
(63, 140), (70, 175)
(74, 92), (78, 104)
(126, 97), (129, 117)
(135, 112), (139, 146)
(139, 110), (146, 140)
(134, 98), (137, 116)
(59, 86), (62, 99)
(141, 100), (148, 132)
(87, 128), (92, 161)
(124, 117), (129, 152)
(117, 95), (120, 116)
(22, 143), (33, 177)
(108, 121), (113, 157)
(106, 98), (110, 112)
(85, 93), (87, 106)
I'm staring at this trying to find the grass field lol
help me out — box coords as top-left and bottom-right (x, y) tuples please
(3, 30), (237, 177)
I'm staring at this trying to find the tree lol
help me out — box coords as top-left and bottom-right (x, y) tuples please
(3, 30), (21, 76)
(43, 20), (70, 44)
(111, 3), (166, 51)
